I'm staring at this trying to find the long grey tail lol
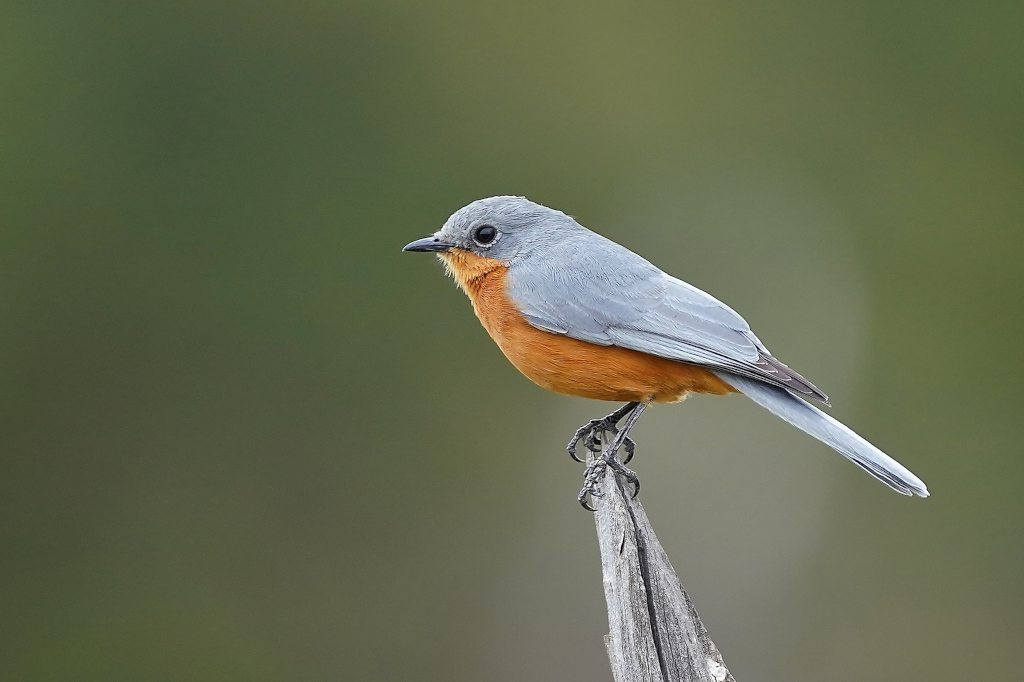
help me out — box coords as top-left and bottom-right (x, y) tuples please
(715, 372), (929, 497)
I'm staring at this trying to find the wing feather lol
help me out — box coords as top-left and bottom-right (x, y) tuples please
(507, 234), (828, 402)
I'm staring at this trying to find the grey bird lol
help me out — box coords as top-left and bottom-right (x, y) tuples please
(404, 196), (929, 503)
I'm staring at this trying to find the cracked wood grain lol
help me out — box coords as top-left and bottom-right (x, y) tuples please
(591, 444), (736, 682)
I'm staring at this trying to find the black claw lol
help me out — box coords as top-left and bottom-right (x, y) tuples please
(567, 425), (591, 462)
(578, 477), (603, 511)
(567, 417), (609, 462)
(603, 451), (640, 497)
(615, 472), (641, 498)
(621, 437), (635, 465)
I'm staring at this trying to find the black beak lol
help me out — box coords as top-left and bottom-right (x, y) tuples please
(402, 236), (453, 253)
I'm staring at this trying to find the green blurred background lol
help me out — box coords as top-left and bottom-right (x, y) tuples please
(1, 2), (1021, 680)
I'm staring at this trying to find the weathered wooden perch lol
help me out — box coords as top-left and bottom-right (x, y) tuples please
(590, 442), (735, 682)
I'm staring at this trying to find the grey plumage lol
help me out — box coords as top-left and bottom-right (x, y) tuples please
(717, 373), (929, 496)
(502, 209), (826, 401)
(429, 196), (928, 497)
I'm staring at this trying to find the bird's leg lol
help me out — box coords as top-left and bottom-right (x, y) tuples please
(577, 403), (647, 511)
(567, 401), (640, 463)
(601, 403), (645, 495)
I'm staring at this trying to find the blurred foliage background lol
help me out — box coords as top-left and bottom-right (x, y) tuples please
(1, 2), (1022, 680)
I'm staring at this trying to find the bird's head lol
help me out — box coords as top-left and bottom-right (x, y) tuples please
(402, 196), (581, 265)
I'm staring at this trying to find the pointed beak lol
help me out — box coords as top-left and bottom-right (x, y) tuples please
(402, 236), (453, 253)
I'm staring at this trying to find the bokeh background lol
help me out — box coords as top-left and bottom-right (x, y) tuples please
(2, 2), (1022, 680)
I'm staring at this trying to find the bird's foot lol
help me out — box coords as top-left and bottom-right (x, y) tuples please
(577, 448), (641, 511)
(566, 402), (639, 463)
(605, 452), (641, 498)
(578, 457), (606, 511)
(571, 402), (647, 512)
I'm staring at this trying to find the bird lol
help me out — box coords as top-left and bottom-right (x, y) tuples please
(403, 196), (928, 506)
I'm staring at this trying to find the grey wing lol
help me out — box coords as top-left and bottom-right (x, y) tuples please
(506, 234), (828, 403)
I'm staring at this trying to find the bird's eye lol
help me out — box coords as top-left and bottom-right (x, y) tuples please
(473, 225), (497, 245)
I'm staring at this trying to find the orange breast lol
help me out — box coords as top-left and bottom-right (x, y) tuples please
(439, 249), (736, 403)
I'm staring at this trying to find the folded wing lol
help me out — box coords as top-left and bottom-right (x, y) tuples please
(506, 233), (828, 402)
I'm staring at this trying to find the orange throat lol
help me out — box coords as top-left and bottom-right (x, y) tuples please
(438, 248), (735, 403)
(438, 249), (506, 298)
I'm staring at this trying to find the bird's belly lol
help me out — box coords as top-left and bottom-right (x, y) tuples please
(501, 330), (734, 402)
(446, 252), (735, 403)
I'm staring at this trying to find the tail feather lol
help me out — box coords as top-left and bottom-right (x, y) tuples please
(716, 372), (929, 497)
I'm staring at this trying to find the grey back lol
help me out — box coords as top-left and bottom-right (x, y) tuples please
(500, 204), (827, 401)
